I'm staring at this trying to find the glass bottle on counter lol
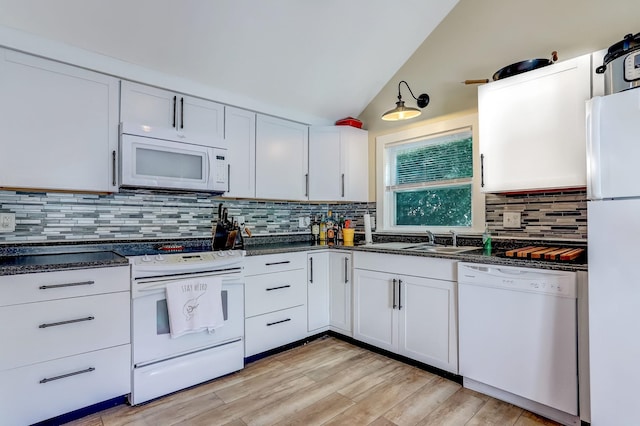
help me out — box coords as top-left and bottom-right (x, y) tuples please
(319, 215), (327, 241)
(311, 216), (320, 241)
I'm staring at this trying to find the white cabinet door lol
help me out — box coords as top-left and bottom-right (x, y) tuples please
(478, 54), (591, 192)
(0, 48), (118, 192)
(224, 106), (256, 198)
(307, 252), (330, 332)
(309, 127), (343, 201)
(255, 114), (309, 201)
(398, 275), (457, 372)
(329, 251), (352, 335)
(120, 80), (224, 147)
(308, 126), (368, 201)
(353, 269), (397, 353)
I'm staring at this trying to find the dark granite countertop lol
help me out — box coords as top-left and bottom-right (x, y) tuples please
(0, 250), (130, 275)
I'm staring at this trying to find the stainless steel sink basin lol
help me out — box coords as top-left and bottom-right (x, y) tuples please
(367, 242), (480, 254)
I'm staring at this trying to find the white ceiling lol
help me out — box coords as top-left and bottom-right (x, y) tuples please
(0, 0), (458, 125)
(1, 0), (639, 133)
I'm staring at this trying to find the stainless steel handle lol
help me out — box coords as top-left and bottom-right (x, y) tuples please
(398, 279), (403, 310)
(180, 97), (184, 129)
(344, 257), (349, 283)
(305, 173), (309, 197)
(341, 173), (345, 197)
(112, 150), (116, 187)
(266, 285), (291, 291)
(227, 164), (231, 193)
(39, 280), (95, 290)
(172, 96), (177, 128)
(265, 261), (291, 266)
(40, 367), (95, 384)
(39, 316), (95, 329)
(392, 279), (397, 309)
(266, 318), (291, 327)
(310, 257), (314, 283)
(480, 153), (485, 188)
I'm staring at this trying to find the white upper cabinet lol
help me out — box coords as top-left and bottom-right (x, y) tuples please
(0, 48), (119, 192)
(224, 106), (256, 198)
(478, 54), (592, 192)
(308, 126), (369, 202)
(120, 81), (224, 148)
(255, 114), (309, 201)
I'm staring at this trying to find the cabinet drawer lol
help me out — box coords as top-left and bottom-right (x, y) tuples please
(0, 266), (129, 307)
(245, 269), (307, 317)
(245, 305), (307, 357)
(0, 344), (130, 426)
(244, 252), (306, 276)
(353, 252), (456, 282)
(0, 292), (130, 370)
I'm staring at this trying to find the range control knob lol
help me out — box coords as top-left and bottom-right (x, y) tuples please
(155, 254), (164, 262)
(141, 254), (151, 262)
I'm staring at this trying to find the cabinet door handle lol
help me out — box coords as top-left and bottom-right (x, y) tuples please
(398, 279), (403, 310)
(39, 280), (95, 290)
(266, 285), (291, 291)
(266, 318), (291, 327)
(344, 257), (349, 283)
(480, 153), (485, 188)
(112, 150), (117, 187)
(172, 96), (177, 128)
(40, 367), (95, 384)
(309, 257), (314, 283)
(39, 316), (95, 329)
(392, 279), (397, 309)
(305, 174), (309, 197)
(265, 261), (290, 266)
(180, 97), (184, 129)
(341, 173), (345, 197)
(227, 164), (231, 193)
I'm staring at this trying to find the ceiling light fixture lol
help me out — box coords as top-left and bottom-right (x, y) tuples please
(381, 80), (430, 121)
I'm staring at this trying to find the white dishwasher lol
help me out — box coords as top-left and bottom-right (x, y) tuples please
(458, 262), (579, 426)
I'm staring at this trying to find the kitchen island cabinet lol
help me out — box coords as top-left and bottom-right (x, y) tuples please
(478, 53), (591, 192)
(0, 48), (119, 192)
(0, 266), (130, 425)
(255, 114), (309, 201)
(120, 80), (225, 148)
(308, 126), (369, 202)
(353, 252), (458, 373)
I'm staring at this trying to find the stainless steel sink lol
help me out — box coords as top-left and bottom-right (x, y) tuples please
(367, 242), (426, 250)
(367, 242), (480, 254)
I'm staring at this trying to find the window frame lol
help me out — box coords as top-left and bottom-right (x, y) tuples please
(375, 112), (485, 234)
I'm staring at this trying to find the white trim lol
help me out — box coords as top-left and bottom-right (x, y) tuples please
(375, 112), (484, 234)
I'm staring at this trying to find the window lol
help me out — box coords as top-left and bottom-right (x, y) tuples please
(376, 113), (484, 233)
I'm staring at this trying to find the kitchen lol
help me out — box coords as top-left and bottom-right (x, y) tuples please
(0, 1), (639, 425)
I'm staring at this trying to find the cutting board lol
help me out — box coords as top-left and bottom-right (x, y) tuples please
(505, 246), (585, 261)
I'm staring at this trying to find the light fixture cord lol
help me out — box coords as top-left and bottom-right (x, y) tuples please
(398, 80), (420, 101)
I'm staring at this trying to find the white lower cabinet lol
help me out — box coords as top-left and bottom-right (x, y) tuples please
(329, 251), (352, 336)
(0, 266), (130, 425)
(244, 252), (308, 357)
(353, 252), (458, 373)
(307, 251), (330, 332)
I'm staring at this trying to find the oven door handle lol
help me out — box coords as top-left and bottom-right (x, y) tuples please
(134, 274), (244, 294)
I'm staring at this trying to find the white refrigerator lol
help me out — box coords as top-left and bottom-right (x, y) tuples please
(587, 87), (640, 425)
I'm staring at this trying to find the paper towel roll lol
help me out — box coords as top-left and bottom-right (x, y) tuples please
(364, 213), (373, 245)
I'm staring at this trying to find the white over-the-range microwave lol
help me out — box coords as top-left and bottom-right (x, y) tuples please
(119, 123), (228, 193)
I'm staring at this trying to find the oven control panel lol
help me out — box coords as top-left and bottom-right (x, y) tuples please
(134, 250), (241, 265)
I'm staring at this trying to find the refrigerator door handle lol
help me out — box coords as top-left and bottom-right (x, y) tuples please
(586, 97), (602, 200)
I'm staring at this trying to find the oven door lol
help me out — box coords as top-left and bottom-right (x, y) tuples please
(132, 274), (244, 366)
(120, 132), (225, 192)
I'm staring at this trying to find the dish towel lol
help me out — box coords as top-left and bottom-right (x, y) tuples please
(166, 277), (224, 339)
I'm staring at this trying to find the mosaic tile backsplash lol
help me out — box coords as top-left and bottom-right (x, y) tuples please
(0, 188), (587, 243)
(485, 190), (587, 240)
(0, 190), (376, 243)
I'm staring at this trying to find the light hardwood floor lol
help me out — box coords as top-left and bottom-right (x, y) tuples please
(65, 337), (560, 426)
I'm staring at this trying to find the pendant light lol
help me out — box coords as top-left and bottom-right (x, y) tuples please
(381, 80), (430, 121)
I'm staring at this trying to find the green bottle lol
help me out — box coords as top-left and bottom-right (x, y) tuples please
(482, 225), (492, 254)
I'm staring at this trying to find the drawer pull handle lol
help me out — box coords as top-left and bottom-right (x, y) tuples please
(266, 285), (291, 291)
(266, 318), (291, 327)
(265, 261), (291, 266)
(39, 280), (95, 290)
(40, 367), (95, 384)
(39, 316), (95, 329)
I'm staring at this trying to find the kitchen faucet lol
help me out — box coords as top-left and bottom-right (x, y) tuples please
(425, 230), (435, 245)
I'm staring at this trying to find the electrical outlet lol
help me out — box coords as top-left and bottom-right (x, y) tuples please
(304, 216), (311, 227)
(236, 216), (245, 225)
(0, 213), (16, 233)
(298, 217), (306, 228)
(503, 211), (521, 229)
